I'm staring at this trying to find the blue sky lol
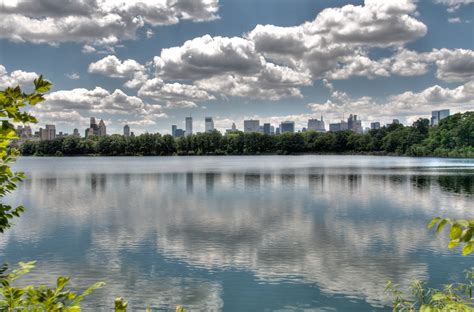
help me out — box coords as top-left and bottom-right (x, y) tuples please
(0, 0), (473, 134)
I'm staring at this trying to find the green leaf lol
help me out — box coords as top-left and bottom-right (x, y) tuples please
(462, 242), (473, 255)
(427, 217), (441, 229)
(460, 229), (472, 242)
(450, 224), (462, 240)
(436, 219), (448, 233)
(448, 240), (459, 249)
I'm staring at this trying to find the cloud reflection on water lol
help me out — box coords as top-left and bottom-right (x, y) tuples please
(2, 157), (473, 310)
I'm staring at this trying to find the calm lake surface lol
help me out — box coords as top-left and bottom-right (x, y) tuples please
(2, 156), (474, 311)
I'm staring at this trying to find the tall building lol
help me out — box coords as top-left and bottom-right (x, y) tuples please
(172, 124), (185, 138)
(86, 117), (106, 137)
(98, 119), (106, 136)
(185, 116), (193, 136)
(16, 125), (32, 138)
(205, 117), (214, 133)
(280, 121), (295, 133)
(40, 124), (56, 141)
(431, 109), (450, 126)
(370, 122), (381, 130)
(263, 123), (271, 135)
(307, 116), (325, 132)
(73, 128), (80, 137)
(329, 120), (348, 132)
(347, 114), (362, 133)
(90, 117), (98, 132)
(244, 120), (260, 133)
(124, 125), (130, 137)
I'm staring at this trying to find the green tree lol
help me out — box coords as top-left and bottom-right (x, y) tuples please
(0, 76), (51, 232)
(0, 79), (106, 310)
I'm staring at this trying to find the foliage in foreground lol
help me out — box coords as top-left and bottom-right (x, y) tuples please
(18, 112), (474, 158)
(0, 261), (186, 311)
(0, 76), (52, 232)
(0, 261), (104, 311)
(386, 269), (473, 312)
(0, 81), (190, 311)
(428, 218), (474, 256)
(387, 218), (474, 311)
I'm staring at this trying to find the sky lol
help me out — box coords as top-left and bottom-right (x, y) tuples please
(0, 0), (473, 135)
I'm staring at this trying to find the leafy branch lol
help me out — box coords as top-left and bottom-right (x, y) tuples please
(428, 217), (474, 255)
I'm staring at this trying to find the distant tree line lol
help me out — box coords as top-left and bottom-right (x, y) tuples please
(17, 112), (474, 158)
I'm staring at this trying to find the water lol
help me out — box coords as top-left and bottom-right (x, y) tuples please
(2, 156), (473, 311)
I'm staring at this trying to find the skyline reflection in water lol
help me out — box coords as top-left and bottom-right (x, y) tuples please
(1, 156), (473, 311)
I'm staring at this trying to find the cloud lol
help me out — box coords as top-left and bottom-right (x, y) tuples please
(154, 35), (263, 80)
(426, 48), (474, 82)
(0, 64), (38, 88)
(325, 48), (474, 81)
(88, 55), (146, 79)
(148, 0), (431, 99)
(31, 87), (167, 130)
(0, 0), (220, 46)
(247, 0), (427, 78)
(88, 55), (150, 88)
(308, 79), (474, 125)
(65, 72), (80, 80)
(448, 17), (462, 23)
(434, 0), (474, 11)
(138, 78), (214, 108)
(82, 44), (97, 54)
(153, 35), (312, 100)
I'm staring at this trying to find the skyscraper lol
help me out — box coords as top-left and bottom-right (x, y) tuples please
(370, 122), (381, 130)
(263, 123), (271, 135)
(73, 128), (80, 137)
(185, 116), (193, 136)
(90, 117), (98, 132)
(171, 125), (177, 137)
(307, 117), (325, 132)
(124, 124), (130, 137)
(244, 120), (260, 133)
(98, 119), (106, 136)
(431, 109), (450, 126)
(280, 121), (295, 133)
(40, 124), (56, 141)
(205, 117), (214, 132)
(347, 114), (362, 133)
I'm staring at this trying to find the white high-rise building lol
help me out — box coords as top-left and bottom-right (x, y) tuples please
(307, 116), (325, 132)
(431, 109), (450, 126)
(205, 117), (214, 133)
(244, 120), (260, 133)
(185, 116), (193, 136)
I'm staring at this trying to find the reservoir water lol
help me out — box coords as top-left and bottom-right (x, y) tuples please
(2, 156), (474, 311)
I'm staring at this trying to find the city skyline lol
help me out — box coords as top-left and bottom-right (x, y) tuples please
(1, 0), (473, 135)
(22, 108), (453, 140)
